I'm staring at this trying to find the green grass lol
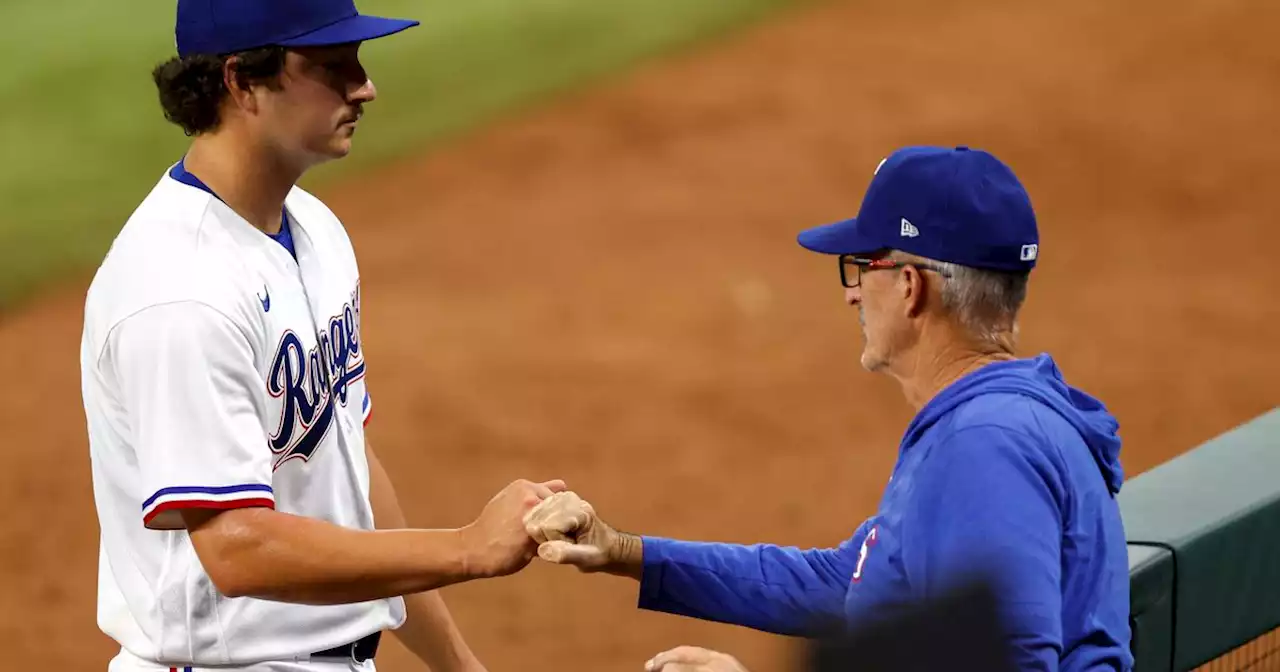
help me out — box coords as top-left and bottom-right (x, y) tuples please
(0, 0), (799, 310)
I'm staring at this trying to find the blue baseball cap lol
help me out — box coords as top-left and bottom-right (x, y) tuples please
(797, 146), (1040, 272)
(176, 0), (419, 58)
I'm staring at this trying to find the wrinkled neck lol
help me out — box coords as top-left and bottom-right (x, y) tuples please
(886, 319), (1016, 410)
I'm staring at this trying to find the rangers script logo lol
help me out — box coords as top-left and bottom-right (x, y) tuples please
(267, 284), (365, 468)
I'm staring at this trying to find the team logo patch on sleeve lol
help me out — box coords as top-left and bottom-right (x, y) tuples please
(852, 525), (879, 584)
(267, 286), (365, 469)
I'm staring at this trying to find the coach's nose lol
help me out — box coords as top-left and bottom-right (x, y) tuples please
(844, 286), (861, 306)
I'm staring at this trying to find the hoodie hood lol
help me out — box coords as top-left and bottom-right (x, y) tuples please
(903, 353), (1124, 494)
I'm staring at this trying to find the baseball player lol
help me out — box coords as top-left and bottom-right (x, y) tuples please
(523, 147), (1135, 672)
(80, 1), (563, 670)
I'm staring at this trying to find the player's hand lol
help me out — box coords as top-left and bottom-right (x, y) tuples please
(460, 479), (566, 579)
(644, 646), (749, 672)
(523, 491), (622, 573)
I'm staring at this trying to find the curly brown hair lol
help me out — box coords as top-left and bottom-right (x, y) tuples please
(151, 46), (288, 136)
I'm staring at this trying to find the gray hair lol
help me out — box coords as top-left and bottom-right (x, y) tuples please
(892, 252), (1029, 347)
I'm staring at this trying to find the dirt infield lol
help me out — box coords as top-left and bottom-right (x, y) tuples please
(3, 0), (1278, 669)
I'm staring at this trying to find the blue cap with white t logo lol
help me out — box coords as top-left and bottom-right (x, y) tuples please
(175, 0), (419, 58)
(797, 146), (1040, 272)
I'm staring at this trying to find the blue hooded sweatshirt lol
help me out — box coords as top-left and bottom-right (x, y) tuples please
(637, 354), (1133, 671)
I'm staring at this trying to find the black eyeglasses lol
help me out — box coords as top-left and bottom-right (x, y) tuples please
(839, 254), (953, 288)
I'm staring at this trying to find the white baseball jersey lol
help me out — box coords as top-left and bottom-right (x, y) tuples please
(80, 160), (405, 667)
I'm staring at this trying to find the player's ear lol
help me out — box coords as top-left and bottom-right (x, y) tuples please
(224, 56), (256, 111)
(222, 55), (270, 114)
(222, 56), (254, 112)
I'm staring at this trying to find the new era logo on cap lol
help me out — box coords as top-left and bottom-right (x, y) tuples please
(900, 219), (919, 238)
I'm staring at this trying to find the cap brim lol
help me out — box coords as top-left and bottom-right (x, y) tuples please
(796, 217), (881, 255)
(277, 14), (420, 48)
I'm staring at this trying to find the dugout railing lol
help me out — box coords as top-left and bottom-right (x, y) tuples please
(1124, 407), (1280, 671)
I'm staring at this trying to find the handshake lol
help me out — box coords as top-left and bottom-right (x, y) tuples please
(460, 481), (749, 672)
(453, 480), (617, 579)
(458, 481), (638, 579)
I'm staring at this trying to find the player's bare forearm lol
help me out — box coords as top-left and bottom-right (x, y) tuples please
(182, 506), (482, 605)
(181, 463), (555, 607)
(183, 449), (560, 608)
(367, 441), (484, 672)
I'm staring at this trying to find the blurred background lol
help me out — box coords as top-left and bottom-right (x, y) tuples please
(1, 0), (1277, 669)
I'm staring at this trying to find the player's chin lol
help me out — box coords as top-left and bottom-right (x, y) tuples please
(321, 136), (356, 159)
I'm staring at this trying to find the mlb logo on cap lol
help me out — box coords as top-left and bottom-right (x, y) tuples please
(797, 146), (1040, 273)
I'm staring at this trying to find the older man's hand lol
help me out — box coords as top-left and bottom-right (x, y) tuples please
(644, 646), (749, 672)
(523, 491), (626, 572)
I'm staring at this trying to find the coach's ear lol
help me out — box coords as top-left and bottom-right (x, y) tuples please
(900, 263), (929, 319)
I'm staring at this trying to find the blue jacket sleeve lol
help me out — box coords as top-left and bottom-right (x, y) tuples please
(637, 527), (866, 637)
(902, 425), (1067, 671)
